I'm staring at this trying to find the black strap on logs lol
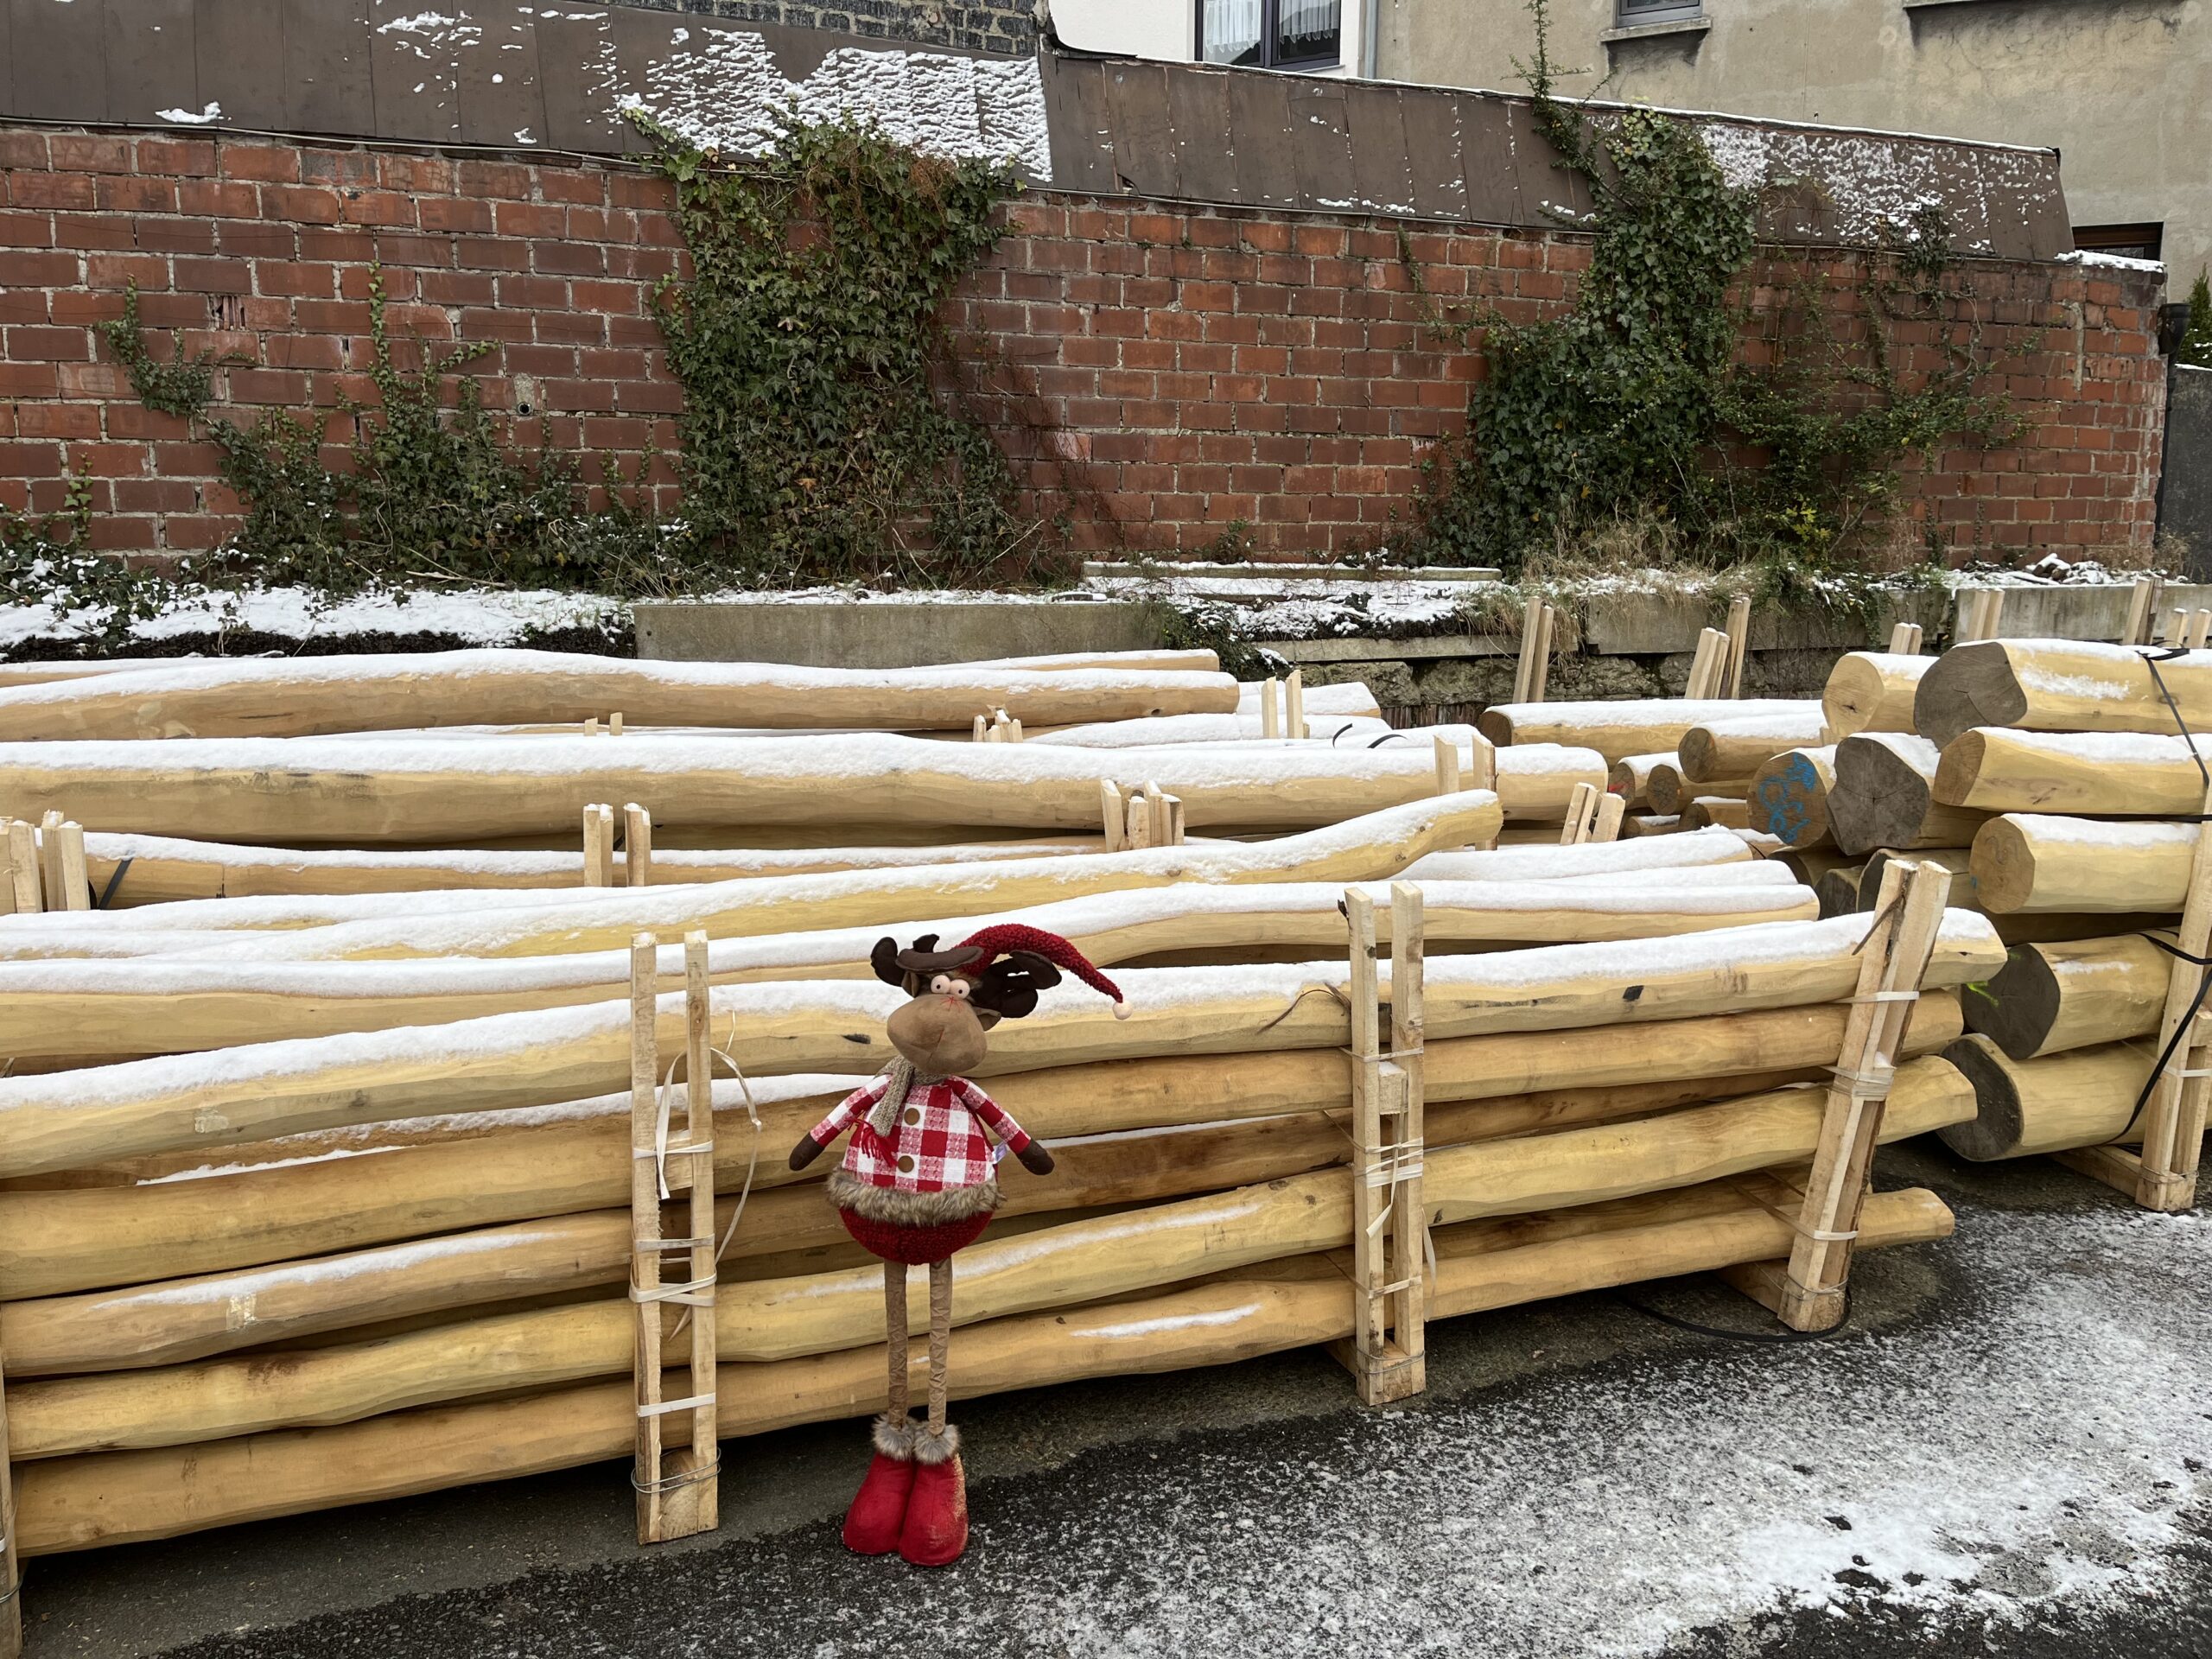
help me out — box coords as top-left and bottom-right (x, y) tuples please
(1611, 1288), (1853, 1344)
(2129, 645), (2212, 1121)
(94, 855), (133, 910)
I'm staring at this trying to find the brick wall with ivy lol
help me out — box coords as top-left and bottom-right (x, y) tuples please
(0, 124), (2169, 563)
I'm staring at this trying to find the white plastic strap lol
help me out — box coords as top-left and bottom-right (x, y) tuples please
(1827, 1061), (1897, 1100)
(1844, 989), (1921, 1005)
(632, 1138), (713, 1160)
(631, 1275), (715, 1306)
(636, 1236), (713, 1253)
(638, 1391), (715, 1419)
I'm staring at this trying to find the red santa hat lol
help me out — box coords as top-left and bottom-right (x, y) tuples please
(957, 923), (1131, 1020)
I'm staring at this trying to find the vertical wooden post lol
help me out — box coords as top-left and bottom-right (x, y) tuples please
(1591, 791), (1626, 843)
(1259, 678), (1281, 740)
(1123, 790), (1155, 850)
(1730, 861), (1949, 1330)
(1527, 603), (1556, 703)
(1284, 669), (1306, 739)
(36, 811), (63, 908)
(1512, 595), (1544, 704)
(1099, 780), (1126, 853)
(1163, 794), (1185, 847)
(2123, 575), (2161, 647)
(6, 821), (41, 915)
(0, 1325), (18, 1659)
(1466, 731), (1497, 794)
(972, 715), (988, 743)
(1142, 781), (1169, 848)
(2190, 611), (2212, 650)
(629, 933), (668, 1541)
(586, 716), (601, 737)
(55, 822), (88, 911)
(1886, 620), (1922, 655)
(1559, 780), (1599, 846)
(610, 711), (625, 736)
(0, 822), (14, 917)
(2124, 776), (2212, 1211)
(2165, 608), (2190, 648)
(1385, 883), (1427, 1393)
(677, 931), (720, 1530)
(1433, 734), (1461, 797)
(624, 804), (653, 889)
(1724, 594), (1752, 699)
(583, 804), (607, 888)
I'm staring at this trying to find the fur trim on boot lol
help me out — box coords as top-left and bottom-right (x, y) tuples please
(829, 1167), (1001, 1227)
(912, 1422), (962, 1465)
(872, 1413), (917, 1459)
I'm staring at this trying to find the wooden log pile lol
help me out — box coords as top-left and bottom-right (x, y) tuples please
(0, 641), (1996, 1599)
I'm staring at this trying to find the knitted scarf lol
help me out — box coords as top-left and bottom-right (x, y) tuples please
(859, 1057), (942, 1149)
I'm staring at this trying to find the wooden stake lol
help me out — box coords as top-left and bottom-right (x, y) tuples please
(2166, 608), (2191, 648)
(1123, 791), (1154, 850)
(1591, 791), (1626, 844)
(582, 804), (610, 888)
(1164, 794), (1185, 848)
(1732, 860), (1950, 1330)
(1724, 594), (1752, 699)
(1099, 780), (1126, 853)
(585, 716), (601, 737)
(2122, 575), (2161, 648)
(1466, 732), (1497, 793)
(674, 931), (720, 1533)
(609, 712), (624, 737)
(1512, 596), (1545, 704)
(1007, 717), (1025, 742)
(1259, 679), (1281, 740)
(1433, 735), (1461, 798)
(623, 804), (653, 890)
(2116, 774), (2212, 1211)
(1886, 620), (1924, 656)
(972, 715), (988, 743)
(1559, 780), (1600, 846)
(55, 821), (88, 911)
(1528, 604), (1556, 703)
(1143, 781), (1170, 849)
(36, 810), (63, 911)
(2190, 611), (2212, 651)
(1284, 670), (1306, 740)
(0, 1323), (17, 1659)
(1684, 629), (1725, 699)
(6, 819), (40, 915)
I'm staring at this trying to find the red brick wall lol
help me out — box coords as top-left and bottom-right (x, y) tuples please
(0, 125), (2170, 563)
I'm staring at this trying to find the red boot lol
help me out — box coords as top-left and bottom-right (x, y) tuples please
(899, 1424), (968, 1567)
(842, 1415), (917, 1555)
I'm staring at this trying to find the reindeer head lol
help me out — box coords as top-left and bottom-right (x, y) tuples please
(870, 933), (1064, 1076)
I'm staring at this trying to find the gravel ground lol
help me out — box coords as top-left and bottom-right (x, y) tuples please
(22, 1145), (2212, 1659)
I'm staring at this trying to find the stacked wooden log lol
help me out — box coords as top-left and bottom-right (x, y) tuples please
(0, 642), (1989, 1589)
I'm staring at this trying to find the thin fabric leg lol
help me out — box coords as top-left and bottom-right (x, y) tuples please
(840, 1262), (917, 1555)
(901, 1256), (969, 1567)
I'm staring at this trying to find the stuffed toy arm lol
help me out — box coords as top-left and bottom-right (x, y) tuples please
(788, 1078), (885, 1171)
(957, 1079), (1055, 1175)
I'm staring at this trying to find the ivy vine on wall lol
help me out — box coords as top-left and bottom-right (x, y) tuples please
(1408, 0), (2031, 585)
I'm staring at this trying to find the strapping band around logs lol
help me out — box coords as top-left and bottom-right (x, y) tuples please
(631, 1458), (722, 1495)
(630, 1276), (715, 1307)
(1725, 1176), (1860, 1245)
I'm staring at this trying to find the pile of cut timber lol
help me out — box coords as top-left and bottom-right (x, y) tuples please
(0, 642), (1987, 1611)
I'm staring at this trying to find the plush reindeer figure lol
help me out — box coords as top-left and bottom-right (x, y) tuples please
(790, 923), (1128, 1567)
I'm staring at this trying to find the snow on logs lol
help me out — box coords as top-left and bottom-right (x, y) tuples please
(1931, 729), (2212, 818)
(1914, 639), (2212, 751)
(1676, 709), (1833, 783)
(0, 872), (1818, 1059)
(0, 910), (2005, 1181)
(1821, 651), (1933, 739)
(10, 1180), (1958, 1554)
(0, 649), (1241, 741)
(1968, 816), (2196, 913)
(1474, 699), (1821, 766)
(0, 733), (1598, 843)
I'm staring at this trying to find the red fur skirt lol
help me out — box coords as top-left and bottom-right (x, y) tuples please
(838, 1207), (994, 1265)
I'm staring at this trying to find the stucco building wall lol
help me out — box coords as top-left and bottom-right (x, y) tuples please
(1374, 0), (2211, 289)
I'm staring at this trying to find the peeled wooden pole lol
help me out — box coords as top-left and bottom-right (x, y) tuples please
(1932, 728), (2212, 818)
(0, 874), (1816, 1062)
(1936, 1034), (2155, 1160)
(1914, 639), (2212, 751)
(1645, 762), (1733, 817)
(1821, 652), (1933, 739)
(0, 988), (1967, 1302)
(1608, 753), (1672, 810)
(1813, 866), (1864, 919)
(0, 909), (2005, 1183)
(1679, 711), (1831, 782)
(3, 1061), (1970, 1459)
(1476, 699), (1820, 766)
(1831, 732), (1991, 855)
(1968, 814), (2195, 914)
(0, 651), (1238, 743)
(10, 1179), (1955, 1555)
(1962, 934), (2168, 1060)
(1746, 747), (1837, 850)
(1681, 798), (1750, 831)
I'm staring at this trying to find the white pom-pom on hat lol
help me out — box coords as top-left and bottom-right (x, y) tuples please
(1113, 1000), (1131, 1021)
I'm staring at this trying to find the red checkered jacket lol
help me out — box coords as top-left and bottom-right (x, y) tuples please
(808, 1074), (1033, 1195)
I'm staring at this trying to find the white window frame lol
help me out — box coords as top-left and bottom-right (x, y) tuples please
(1197, 0), (1345, 70)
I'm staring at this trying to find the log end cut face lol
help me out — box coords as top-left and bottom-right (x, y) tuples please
(1913, 642), (2031, 751)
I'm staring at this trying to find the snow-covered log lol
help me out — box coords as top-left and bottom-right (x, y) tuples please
(1969, 815), (2196, 913)
(1914, 639), (2212, 750)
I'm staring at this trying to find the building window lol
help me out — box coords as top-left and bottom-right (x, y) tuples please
(2075, 222), (2164, 263)
(1618, 0), (1704, 23)
(1200, 0), (1342, 69)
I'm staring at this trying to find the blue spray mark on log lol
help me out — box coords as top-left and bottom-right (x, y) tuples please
(1749, 752), (1815, 842)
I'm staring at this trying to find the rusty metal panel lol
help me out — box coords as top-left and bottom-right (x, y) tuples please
(1396, 85), (1466, 223)
(1225, 68), (1299, 210)
(283, 0), (372, 138)
(1039, 53), (1117, 194)
(1166, 64), (1238, 205)
(1344, 83), (1412, 214)
(535, 8), (627, 155)
(1102, 60), (1176, 200)
(105, 0), (198, 126)
(196, 0), (289, 130)
(11, 0), (108, 123)
(1284, 76), (1355, 213)
(457, 4), (545, 149)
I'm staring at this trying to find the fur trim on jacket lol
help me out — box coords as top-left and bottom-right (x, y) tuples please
(828, 1166), (1001, 1226)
